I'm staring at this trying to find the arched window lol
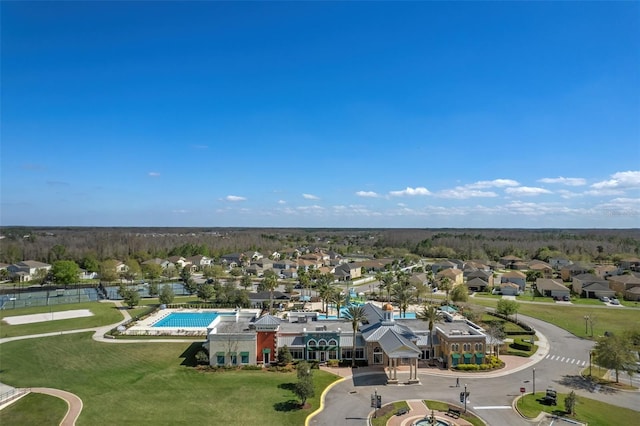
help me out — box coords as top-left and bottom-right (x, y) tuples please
(463, 343), (471, 352)
(373, 346), (383, 364)
(318, 339), (327, 346)
(328, 339), (337, 346)
(308, 339), (317, 347)
(475, 343), (483, 351)
(451, 343), (459, 352)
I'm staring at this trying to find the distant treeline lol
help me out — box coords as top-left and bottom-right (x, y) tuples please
(0, 226), (638, 265)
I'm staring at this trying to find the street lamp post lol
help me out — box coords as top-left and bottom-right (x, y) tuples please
(589, 350), (593, 377)
(583, 315), (589, 335)
(533, 368), (536, 395)
(463, 383), (468, 412)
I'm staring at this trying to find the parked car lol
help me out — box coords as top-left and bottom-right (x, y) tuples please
(562, 295), (570, 301)
(610, 298), (620, 305)
(600, 296), (610, 303)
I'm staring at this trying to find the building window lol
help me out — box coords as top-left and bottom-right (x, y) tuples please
(474, 343), (483, 352)
(308, 340), (317, 348)
(342, 349), (353, 359)
(216, 353), (225, 365)
(318, 339), (327, 347)
(373, 347), (383, 364)
(451, 343), (459, 352)
(329, 350), (338, 360)
(290, 349), (304, 359)
(355, 348), (364, 359)
(230, 353), (237, 365)
(328, 339), (337, 346)
(463, 343), (471, 352)
(241, 352), (249, 364)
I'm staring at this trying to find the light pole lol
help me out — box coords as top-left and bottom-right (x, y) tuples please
(589, 350), (593, 377)
(464, 383), (467, 413)
(533, 368), (536, 395)
(583, 315), (589, 335)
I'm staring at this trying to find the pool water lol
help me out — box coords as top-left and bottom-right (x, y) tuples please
(152, 312), (219, 328)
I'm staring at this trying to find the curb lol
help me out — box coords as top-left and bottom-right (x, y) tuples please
(305, 374), (346, 426)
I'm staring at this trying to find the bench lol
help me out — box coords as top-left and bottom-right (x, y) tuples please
(446, 408), (461, 419)
(396, 407), (409, 416)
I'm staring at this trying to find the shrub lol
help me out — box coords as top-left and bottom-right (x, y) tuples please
(455, 364), (479, 371)
(327, 359), (339, 367)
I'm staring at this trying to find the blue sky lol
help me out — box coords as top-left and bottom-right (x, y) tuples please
(2, 1), (639, 228)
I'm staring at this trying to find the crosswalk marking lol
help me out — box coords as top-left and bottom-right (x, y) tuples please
(545, 354), (587, 366)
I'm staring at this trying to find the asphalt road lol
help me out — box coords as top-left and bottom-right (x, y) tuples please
(309, 314), (640, 426)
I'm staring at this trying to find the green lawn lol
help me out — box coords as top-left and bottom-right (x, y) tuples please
(0, 393), (67, 426)
(470, 297), (640, 339)
(0, 302), (124, 338)
(517, 392), (639, 425)
(0, 333), (340, 425)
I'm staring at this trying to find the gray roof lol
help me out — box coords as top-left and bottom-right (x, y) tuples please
(278, 335), (306, 347)
(254, 314), (281, 326)
(374, 328), (421, 358)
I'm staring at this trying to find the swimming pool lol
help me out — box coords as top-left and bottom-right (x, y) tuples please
(152, 312), (219, 328)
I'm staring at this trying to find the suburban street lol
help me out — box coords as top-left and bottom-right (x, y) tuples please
(309, 313), (640, 426)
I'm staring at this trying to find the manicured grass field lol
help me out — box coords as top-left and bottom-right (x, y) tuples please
(470, 297), (640, 338)
(517, 392), (639, 425)
(0, 393), (67, 426)
(0, 302), (124, 338)
(0, 332), (340, 426)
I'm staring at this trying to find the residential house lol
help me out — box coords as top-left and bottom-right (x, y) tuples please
(607, 274), (640, 295)
(186, 255), (213, 270)
(499, 255), (523, 269)
(535, 278), (570, 299)
(619, 258), (640, 272)
(498, 282), (520, 296)
(167, 256), (189, 269)
(466, 277), (489, 292)
(220, 253), (245, 267)
(581, 282), (616, 300)
(528, 261), (553, 278)
(7, 260), (52, 282)
(561, 264), (592, 281)
(500, 271), (526, 292)
(466, 270), (494, 287)
(624, 286), (640, 301)
(436, 268), (463, 286)
(114, 261), (129, 273)
(142, 258), (174, 270)
(333, 263), (362, 281)
(594, 264), (620, 279)
(549, 257), (573, 270)
(572, 273), (609, 297)
(431, 260), (457, 274)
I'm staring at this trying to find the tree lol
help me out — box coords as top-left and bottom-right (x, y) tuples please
(180, 266), (192, 284)
(294, 361), (314, 407)
(496, 299), (519, 319)
(392, 283), (414, 318)
(240, 274), (253, 291)
(183, 278), (198, 295)
(343, 305), (367, 367)
(564, 390), (577, 416)
(159, 284), (175, 305)
(48, 244), (67, 263)
(123, 288), (140, 308)
(197, 282), (215, 303)
(380, 272), (395, 302)
(81, 255), (100, 273)
(148, 282), (159, 298)
(593, 333), (636, 383)
(486, 321), (506, 359)
(450, 284), (468, 303)
(262, 270), (279, 314)
(142, 263), (162, 282)
(439, 277), (452, 305)
(277, 345), (293, 366)
(417, 304), (442, 362)
(100, 260), (119, 283)
(51, 260), (80, 286)
(294, 373), (314, 407)
(124, 259), (142, 281)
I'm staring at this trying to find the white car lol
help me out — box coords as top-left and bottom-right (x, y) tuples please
(600, 296), (610, 303)
(610, 298), (620, 305)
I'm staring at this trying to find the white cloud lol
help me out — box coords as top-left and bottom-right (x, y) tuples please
(437, 187), (498, 199)
(467, 179), (519, 189)
(592, 171), (640, 189)
(538, 177), (586, 186)
(225, 195), (247, 202)
(355, 190), (380, 198)
(556, 189), (583, 199)
(302, 193), (320, 200)
(505, 186), (552, 196)
(278, 200), (286, 204)
(172, 209), (190, 214)
(389, 186), (431, 197)
(584, 189), (625, 197)
(148, 172), (160, 177)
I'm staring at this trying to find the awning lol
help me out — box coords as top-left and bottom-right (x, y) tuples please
(240, 352), (249, 356)
(216, 352), (225, 356)
(307, 346), (338, 351)
(463, 353), (473, 359)
(451, 353), (461, 359)
(475, 352), (485, 358)
(262, 348), (271, 353)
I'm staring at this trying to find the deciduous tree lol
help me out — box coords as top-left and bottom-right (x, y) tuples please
(51, 260), (80, 286)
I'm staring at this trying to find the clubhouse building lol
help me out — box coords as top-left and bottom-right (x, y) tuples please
(205, 302), (488, 384)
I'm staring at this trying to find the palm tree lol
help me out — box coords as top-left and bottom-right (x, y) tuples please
(381, 272), (395, 302)
(417, 304), (442, 364)
(439, 277), (452, 305)
(392, 283), (414, 318)
(343, 305), (367, 368)
(327, 287), (343, 318)
(262, 270), (278, 314)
